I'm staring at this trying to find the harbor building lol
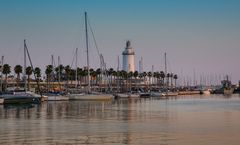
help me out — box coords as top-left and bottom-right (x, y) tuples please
(122, 40), (135, 72)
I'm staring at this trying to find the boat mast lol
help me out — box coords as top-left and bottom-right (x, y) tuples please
(24, 39), (27, 91)
(75, 48), (78, 88)
(85, 12), (90, 93)
(164, 52), (167, 75)
(0, 56), (3, 92)
(117, 55), (120, 92)
(58, 56), (61, 87)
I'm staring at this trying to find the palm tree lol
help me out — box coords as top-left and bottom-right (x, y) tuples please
(34, 67), (41, 82)
(77, 67), (83, 85)
(153, 72), (158, 85)
(45, 65), (53, 91)
(170, 73), (174, 87)
(82, 68), (88, 85)
(64, 65), (71, 86)
(173, 74), (178, 87)
(26, 66), (33, 90)
(166, 73), (170, 88)
(147, 71), (152, 87)
(133, 71), (138, 79)
(95, 68), (101, 85)
(108, 68), (114, 85)
(14, 65), (22, 88)
(153, 71), (160, 86)
(120, 70), (127, 91)
(69, 69), (76, 84)
(133, 71), (139, 89)
(112, 70), (117, 85)
(2, 64), (11, 88)
(128, 71), (134, 92)
(91, 70), (97, 86)
(160, 71), (165, 87)
(55, 64), (64, 82)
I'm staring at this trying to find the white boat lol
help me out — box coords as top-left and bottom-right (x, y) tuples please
(69, 93), (113, 101)
(202, 90), (211, 95)
(114, 93), (140, 98)
(2, 91), (41, 104)
(162, 91), (178, 96)
(70, 12), (114, 101)
(0, 40), (44, 104)
(44, 93), (69, 101)
(151, 92), (165, 97)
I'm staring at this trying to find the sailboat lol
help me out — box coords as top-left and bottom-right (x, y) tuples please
(43, 55), (69, 101)
(69, 12), (113, 101)
(1, 40), (42, 104)
(0, 56), (4, 104)
(67, 48), (85, 100)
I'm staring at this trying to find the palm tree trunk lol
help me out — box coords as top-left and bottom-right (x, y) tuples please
(28, 75), (30, 91)
(17, 74), (19, 89)
(5, 74), (8, 89)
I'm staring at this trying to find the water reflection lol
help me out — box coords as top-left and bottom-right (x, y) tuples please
(0, 95), (240, 145)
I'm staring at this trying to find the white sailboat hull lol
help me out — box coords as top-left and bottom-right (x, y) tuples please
(115, 93), (140, 98)
(44, 93), (69, 101)
(69, 94), (113, 101)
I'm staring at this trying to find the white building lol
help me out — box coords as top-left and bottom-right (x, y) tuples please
(122, 40), (135, 72)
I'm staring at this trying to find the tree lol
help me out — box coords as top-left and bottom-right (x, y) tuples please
(64, 65), (71, 86)
(153, 71), (160, 86)
(34, 67), (41, 81)
(147, 71), (152, 86)
(133, 71), (139, 79)
(3, 64), (11, 88)
(173, 74), (178, 87)
(26, 66), (33, 90)
(166, 73), (170, 88)
(70, 69), (76, 84)
(14, 65), (22, 88)
(45, 65), (53, 91)
(55, 64), (64, 82)
(160, 71), (165, 87)
(128, 71), (134, 92)
(95, 68), (101, 85)
(170, 73), (173, 87)
(77, 67), (83, 85)
(108, 68), (114, 85)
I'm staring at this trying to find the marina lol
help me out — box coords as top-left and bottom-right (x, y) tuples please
(0, 0), (240, 144)
(1, 94), (240, 145)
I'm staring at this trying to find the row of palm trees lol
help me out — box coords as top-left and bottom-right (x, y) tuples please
(0, 64), (41, 90)
(0, 64), (178, 89)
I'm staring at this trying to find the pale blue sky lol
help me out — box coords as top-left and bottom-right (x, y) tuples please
(0, 0), (240, 84)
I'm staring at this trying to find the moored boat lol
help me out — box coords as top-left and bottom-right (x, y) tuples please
(2, 91), (41, 104)
(163, 91), (178, 96)
(43, 92), (69, 101)
(70, 93), (113, 101)
(114, 93), (140, 99)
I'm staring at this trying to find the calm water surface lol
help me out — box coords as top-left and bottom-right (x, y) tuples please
(1, 94), (240, 145)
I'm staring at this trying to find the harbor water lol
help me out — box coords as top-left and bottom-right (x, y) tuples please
(1, 94), (240, 145)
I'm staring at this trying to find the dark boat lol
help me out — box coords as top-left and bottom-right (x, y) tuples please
(2, 91), (40, 104)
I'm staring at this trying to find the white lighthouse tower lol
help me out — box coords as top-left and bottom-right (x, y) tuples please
(122, 40), (135, 72)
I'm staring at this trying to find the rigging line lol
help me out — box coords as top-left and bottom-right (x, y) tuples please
(24, 40), (42, 102)
(87, 17), (101, 57)
(70, 49), (76, 68)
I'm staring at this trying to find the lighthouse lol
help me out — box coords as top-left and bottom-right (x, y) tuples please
(122, 40), (135, 72)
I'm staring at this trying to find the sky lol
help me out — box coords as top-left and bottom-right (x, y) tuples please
(0, 0), (240, 84)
